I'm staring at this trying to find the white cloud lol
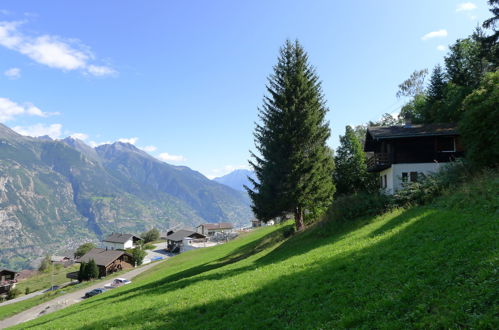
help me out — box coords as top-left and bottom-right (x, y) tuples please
(421, 29), (448, 41)
(141, 145), (157, 152)
(0, 20), (115, 76)
(157, 152), (186, 162)
(87, 65), (115, 77)
(436, 45), (447, 51)
(456, 2), (476, 11)
(70, 132), (89, 141)
(13, 123), (62, 138)
(0, 97), (57, 122)
(117, 137), (138, 145)
(4, 67), (20, 79)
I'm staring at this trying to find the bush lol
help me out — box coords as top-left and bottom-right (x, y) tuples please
(131, 248), (147, 266)
(326, 191), (393, 223)
(7, 288), (20, 300)
(25, 287), (30, 295)
(393, 160), (472, 207)
(38, 255), (51, 272)
(87, 259), (99, 279)
(75, 243), (96, 258)
(141, 228), (160, 243)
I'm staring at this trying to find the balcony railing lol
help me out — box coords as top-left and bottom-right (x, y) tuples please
(366, 153), (391, 171)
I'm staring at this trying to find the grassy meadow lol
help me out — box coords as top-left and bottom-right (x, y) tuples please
(11, 173), (499, 329)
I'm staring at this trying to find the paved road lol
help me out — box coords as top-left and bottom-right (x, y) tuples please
(0, 259), (167, 329)
(0, 290), (45, 308)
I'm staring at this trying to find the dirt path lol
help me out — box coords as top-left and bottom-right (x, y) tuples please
(0, 259), (166, 329)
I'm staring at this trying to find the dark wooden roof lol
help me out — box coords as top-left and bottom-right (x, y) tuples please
(197, 222), (234, 230)
(166, 230), (206, 242)
(367, 123), (458, 139)
(364, 123), (458, 152)
(103, 233), (142, 243)
(0, 268), (18, 275)
(77, 248), (131, 267)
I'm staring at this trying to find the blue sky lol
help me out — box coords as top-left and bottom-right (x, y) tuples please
(0, 1), (492, 178)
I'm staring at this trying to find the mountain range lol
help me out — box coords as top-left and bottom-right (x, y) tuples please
(213, 169), (256, 192)
(0, 124), (252, 270)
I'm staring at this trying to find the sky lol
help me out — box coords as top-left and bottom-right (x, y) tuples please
(0, 1), (492, 178)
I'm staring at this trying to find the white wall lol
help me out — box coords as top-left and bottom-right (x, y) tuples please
(380, 162), (445, 194)
(102, 239), (134, 250)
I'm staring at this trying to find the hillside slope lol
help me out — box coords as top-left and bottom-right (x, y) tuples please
(213, 169), (256, 192)
(0, 124), (252, 270)
(17, 173), (498, 329)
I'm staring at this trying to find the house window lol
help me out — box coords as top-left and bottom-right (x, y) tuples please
(383, 175), (387, 188)
(410, 172), (418, 182)
(380, 176), (383, 188)
(437, 137), (455, 152)
(402, 172), (408, 183)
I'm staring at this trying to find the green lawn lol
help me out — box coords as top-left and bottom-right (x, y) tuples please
(15, 264), (79, 295)
(12, 173), (499, 329)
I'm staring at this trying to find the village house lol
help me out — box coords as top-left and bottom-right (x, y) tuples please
(0, 268), (18, 295)
(196, 223), (234, 236)
(68, 248), (134, 279)
(165, 230), (206, 253)
(102, 233), (142, 250)
(364, 123), (463, 194)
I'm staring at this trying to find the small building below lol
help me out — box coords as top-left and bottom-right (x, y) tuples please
(102, 233), (142, 250)
(75, 248), (134, 278)
(165, 230), (206, 253)
(196, 223), (234, 236)
(0, 268), (19, 295)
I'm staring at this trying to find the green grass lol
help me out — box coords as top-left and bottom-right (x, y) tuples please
(0, 264), (153, 321)
(15, 264), (80, 295)
(12, 173), (499, 329)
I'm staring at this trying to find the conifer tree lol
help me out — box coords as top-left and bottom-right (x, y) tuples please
(247, 40), (335, 231)
(87, 259), (99, 279)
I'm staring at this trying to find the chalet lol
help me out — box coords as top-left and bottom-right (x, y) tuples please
(165, 230), (206, 253)
(251, 219), (262, 228)
(196, 223), (234, 236)
(0, 268), (18, 295)
(102, 233), (142, 250)
(364, 123), (463, 194)
(75, 248), (134, 278)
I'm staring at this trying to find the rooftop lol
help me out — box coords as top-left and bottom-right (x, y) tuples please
(103, 233), (142, 244)
(166, 229), (206, 242)
(77, 248), (131, 267)
(367, 123), (458, 140)
(198, 222), (234, 230)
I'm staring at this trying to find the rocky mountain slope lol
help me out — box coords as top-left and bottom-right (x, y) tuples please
(213, 169), (256, 192)
(0, 124), (252, 270)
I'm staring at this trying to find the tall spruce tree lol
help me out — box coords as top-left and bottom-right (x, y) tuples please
(247, 40), (335, 231)
(334, 126), (370, 196)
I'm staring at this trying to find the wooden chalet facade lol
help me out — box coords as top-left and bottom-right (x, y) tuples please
(364, 123), (464, 194)
(0, 268), (18, 295)
(73, 248), (134, 278)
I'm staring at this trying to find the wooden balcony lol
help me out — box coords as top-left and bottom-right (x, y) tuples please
(366, 153), (391, 172)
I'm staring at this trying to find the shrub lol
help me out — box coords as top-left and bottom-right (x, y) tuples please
(131, 248), (147, 266)
(141, 228), (160, 243)
(7, 288), (20, 300)
(87, 259), (99, 280)
(75, 243), (96, 258)
(326, 191), (393, 223)
(38, 255), (51, 272)
(25, 287), (30, 295)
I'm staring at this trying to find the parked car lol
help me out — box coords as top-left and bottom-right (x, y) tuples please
(104, 278), (132, 289)
(84, 288), (107, 298)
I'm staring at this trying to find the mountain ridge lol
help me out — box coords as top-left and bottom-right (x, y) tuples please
(0, 124), (252, 270)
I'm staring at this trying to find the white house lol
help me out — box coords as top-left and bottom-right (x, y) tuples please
(364, 123), (463, 194)
(102, 233), (142, 250)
